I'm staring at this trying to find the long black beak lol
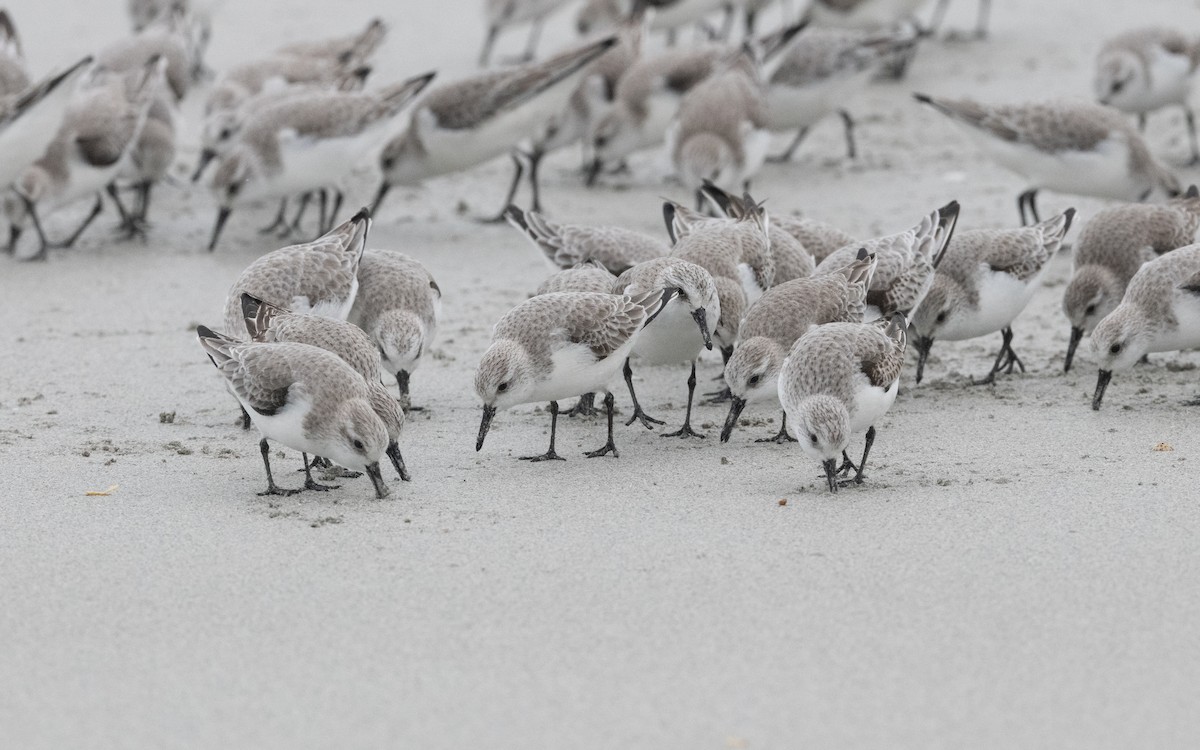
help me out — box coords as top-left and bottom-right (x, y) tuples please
(386, 441), (410, 482)
(1064, 326), (1084, 373)
(476, 404), (496, 451)
(208, 206), (231, 252)
(584, 157), (602, 187)
(365, 462), (390, 499)
(191, 148), (216, 183)
(915, 336), (934, 384)
(823, 458), (839, 494)
(1092, 369), (1112, 411)
(370, 180), (392, 216)
(720, 396), (747, 443)
(692, 308), (713, 350)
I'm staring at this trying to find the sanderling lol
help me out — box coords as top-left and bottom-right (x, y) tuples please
(348, 249), (442, 412)
(96, 23), (194, 103)
(667, 46), (772, 203)
(688, 182), (817, 282)
(0, 57), (93, 224)
(587, 44), (725, 182)
(504, 204), (669, 274)
(502, 23), (640, 214)
(7, 58), (164, 260)
(373, 37), (617, 217)
(206, 72), (435, 250)
(912, 208), (1076, 384)
(613, 257), (718, 436)
(815, 200), (959, 321)
(276, 18), (388, 63)
(765, 27), (914, 162)
(1090, 244), (1200, 410)
(222, 208), (371, 338)
(1095, 27), (1200, 164)
(576, 0), (730, 44)
(914, 93), (1181, 225)
(778, 313), (908, 492)
(0, 10), (29, 97)
(204, 50), (369, 119)
(197, 329), (392, 499)
(475, 288), (668, 461)
(535, 260), (618, 295)
(1063, 187), (1200, 372)
(240, 293), (410, 481)
(480, 0), (571, 67)
(668, 192), (775, 304)
(774, 214), (859, 265)
(722, 248), (876, 443)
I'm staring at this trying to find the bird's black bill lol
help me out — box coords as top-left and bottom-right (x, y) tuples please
(476, 404), (496, 451)
(365, 462), (390, 499)
(823, 458), (839, 493)
(208, 206), (232, 252)
(720, 397), (747, 443)
(692, 307), (712, 350)
(387, 441), (410, 482)
(1064, 326), (1084, 373)
(191, 148), (216, 183)
(915, 336), (934, 384)
(370, 180), (392, 216)
(1092, 369), (1112, 411)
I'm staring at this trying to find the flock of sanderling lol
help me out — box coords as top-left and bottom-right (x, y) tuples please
(3, 0), (1199, 496)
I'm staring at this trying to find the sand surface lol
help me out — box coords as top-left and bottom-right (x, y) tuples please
(3, 0), (1200, 747)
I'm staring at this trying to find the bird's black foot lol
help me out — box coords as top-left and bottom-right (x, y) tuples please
(702, 387), (732, 404)
(564, 394), (599, 418)
(755, 425), (797, 444)
(520, 450), (565, 462)
(303, 478), (340, 491)
(258, 485), (301, 497)
(1183, 396), (1200, 407)
(662, 423), (705, 439)
(584, 440), (619, 458)
(625, 407), (664, 430)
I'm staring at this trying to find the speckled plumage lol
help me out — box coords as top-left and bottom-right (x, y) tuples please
(506, 205), (669, 274)
(1064, 192), (1200, 340)
(223, 211), (370, 336)
(536, 261), (618, 295)
(774, 216), (858, 264)
(816, 201), (958, 319)
(276, 18), (387, 63)
(494, 291), (652, 367)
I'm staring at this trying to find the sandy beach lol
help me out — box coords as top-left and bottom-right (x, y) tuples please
(3, 0), (1200, 747)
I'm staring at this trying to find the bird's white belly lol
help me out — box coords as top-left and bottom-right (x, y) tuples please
(971, 130), (1143, 201)
(940, 266), (1041, 341)
(633, 300), (704, 364)
(1122, 50), (1194, 112)
(531, 337), (635, 402)
(245, 392), (323, 456)
(849, 374), (898, 434)
(1151, 292), (1200, 353)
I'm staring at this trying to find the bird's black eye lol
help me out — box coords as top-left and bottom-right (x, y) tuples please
(497, 382), (508, 392)
(382, 157), (395, 170)
(1085, 304), (1096, 316)
(353, 439), (365, 451)
(594, 135), (607, 148)
(219, 127), (231, 140)
(748, 374), (760, 385)
(1110, 343), (1122, 354)
(809, 434), (818, 444)
(1112, 80), (1125, 94)
(935, 312), (946, 323)
(677, 290), (689, 301)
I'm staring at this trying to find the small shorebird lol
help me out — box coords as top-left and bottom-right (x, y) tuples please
(915, 93), (1180, 225)
(505, 204), (669, 274)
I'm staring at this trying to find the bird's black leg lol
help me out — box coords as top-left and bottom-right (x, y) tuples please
(663, 362), (706, 438)
(302, 452), (340, 491)
(316, 189), (329, 238)
(1185, 106), (1200, 165)
(973, 327), (1020, 385)
(257, 439), (300, 496)
(57, 194), (105, 248)
(1137, 112), (1147, 132)
(283, 192), (312, 237)
(480, 151), (525, 223)
(521, 401), (566, 461)
(259, 199), (288, 234)
(395, 369), (423, 412)
(19, 196), (50, 261)
(520, 18), (543, 63)
(623, 358), (665, 429)
(478, 24), (498, 67)
(836, 450), (857, 477)
(527, 148), (544, 213)
(584, 392), (619, 458)
(838, 110), (857, 159)
(564, 392), (599, 418)
(240, 406), (252, 430)
(840, 426), (875, 487)
(768, 127), (810, 163)
(756, 411), (798, 443)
